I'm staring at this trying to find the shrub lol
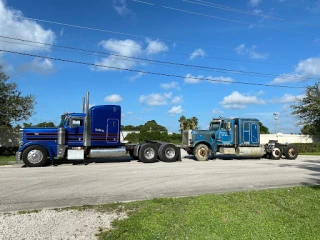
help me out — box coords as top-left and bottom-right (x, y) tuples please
(291, 143), (320, 153)
(0, 146), (19, 156)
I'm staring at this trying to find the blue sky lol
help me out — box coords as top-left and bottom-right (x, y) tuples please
(1, 0), (320, 133)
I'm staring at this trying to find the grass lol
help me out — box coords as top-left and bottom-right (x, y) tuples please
(94, 186), (320, 240)
(0, 155), (15, 165)
(299, 152), (320, 156)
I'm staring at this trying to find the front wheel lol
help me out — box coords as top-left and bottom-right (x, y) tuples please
(22, 145), (48, 167)
(194, 144), (210, 161)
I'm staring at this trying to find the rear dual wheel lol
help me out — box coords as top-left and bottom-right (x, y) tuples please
(158, 143), (179, 162)
(271, 147), (282, 160)
(138, 143), (158, 163)
(284, 145), (298, 160)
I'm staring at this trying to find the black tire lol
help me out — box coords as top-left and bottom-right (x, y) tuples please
(22, 145), (48, 167)
(129, 150), (139, 160)
(158, 143), (178, 162)
(284, 145), (298, 160)
(271, 147), (282, 160)
(194, 144), (210, 161)
(138, 143), (158, 163)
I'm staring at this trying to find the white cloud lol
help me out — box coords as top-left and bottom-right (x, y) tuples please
(104, 94), (123, 103)
(139, 93), (170, 106)
(18, 58), (55, 75)
(249, 0), (261, 7)
(271, 94), (304, 103)
(221, 91), (265, 109)
(252, 9), (263, 14)
(128, 72), (144, 81)
(164, 92), (172, 98)
(168, 105), (183, 115)
(184, 73), (202, 84)
(207, 76), (233, 84)
(185, 74), (234, 84)
(212, 108), (223, 115)
(160, 81), (180, 90)
(306, 1), (320, 13)
(172, 95), (183, 104)
(256, 90), (265, 95)
(190, 48), (206, 60)
(122, 111), (133, 118)
(93, 38), (168, 71)
(145, 38), (168, 55)
(99, 39), (142, 57)
(0, 0), (55, 54)
(272, 57), (320, 84)
(94, 39), (142, 71)
(113, 0), (131, 16)
(235, 44), (269, 60)
(295, 58), (320, 77)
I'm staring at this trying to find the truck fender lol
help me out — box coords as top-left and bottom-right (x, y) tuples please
(192, 141), (213, 151)
(18, 142), (54, 160)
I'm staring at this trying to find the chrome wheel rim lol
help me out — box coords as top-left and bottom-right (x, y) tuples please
(198, 147), (207, 157)
(288, 148), (295, 157)
(27, 150), (43, 164)
(144, 147), (155, 160)
(272, 148), (281, 157)
(165, 147), (175, 159)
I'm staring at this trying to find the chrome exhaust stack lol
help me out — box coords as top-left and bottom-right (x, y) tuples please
(82, 96), (85, 113)
(83, 91), (91, 147)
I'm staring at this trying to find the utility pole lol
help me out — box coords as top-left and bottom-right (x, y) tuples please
(273, 112), (279, 134)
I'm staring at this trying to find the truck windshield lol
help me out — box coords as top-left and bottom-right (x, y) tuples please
(209, 122), (220, 131)
(59, 114), (68, 127)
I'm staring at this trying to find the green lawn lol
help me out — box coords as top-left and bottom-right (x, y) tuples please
(95, 186), (320, 240)
(0, 155), (15, 165)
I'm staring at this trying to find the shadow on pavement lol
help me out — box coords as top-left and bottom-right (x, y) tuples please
(278, 159), (320, 187)
(18, 156), (138, 167)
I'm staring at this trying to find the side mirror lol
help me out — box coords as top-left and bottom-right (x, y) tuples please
(226, 122), (231, 131)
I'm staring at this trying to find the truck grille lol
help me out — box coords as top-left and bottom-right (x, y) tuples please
(182, 130), (191, 147)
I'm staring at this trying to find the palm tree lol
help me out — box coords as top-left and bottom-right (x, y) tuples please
(178, 115), (187, 133)
(191, 117), (198, 130)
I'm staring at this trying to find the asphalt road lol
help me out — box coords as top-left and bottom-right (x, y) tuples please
(0, 152), (319, 212)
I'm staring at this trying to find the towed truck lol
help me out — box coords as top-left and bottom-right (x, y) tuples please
(16, 92), (181, 167)
(182, 117), (298, 161)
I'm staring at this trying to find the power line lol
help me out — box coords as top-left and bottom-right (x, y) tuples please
(1, 24), (300, 67)
(4, 14), (233, 50)
(133, 0), (318, 37)
(184, 0), (320, 29)
(0, 49), (306, 89)
(0, 35), (316, 81)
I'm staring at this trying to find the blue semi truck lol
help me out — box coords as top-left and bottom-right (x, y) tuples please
(16, 92), (181, 167)
(182, 117), (298, 161)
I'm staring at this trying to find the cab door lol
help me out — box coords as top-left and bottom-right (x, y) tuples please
(65, 118), (84, 146)
(106, 119), (119, 143)
(243, 121), (250, 144)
